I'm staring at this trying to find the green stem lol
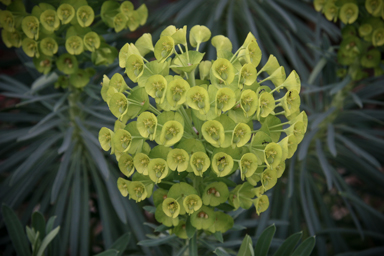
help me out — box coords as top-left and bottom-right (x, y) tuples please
(177, 44), (184, 54)
(189, 233), (198, 256)
(196, 43), (201, 52)
(148, 104), (161, 115)
(187, 70), (196, 87)
(229, 46), (244, 63)
(270, 85), (283, 94)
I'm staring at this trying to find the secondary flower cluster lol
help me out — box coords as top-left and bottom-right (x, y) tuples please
(99, 25), (307, 238)
(0, 0), (147, 88)
(314, 0), (384, 79)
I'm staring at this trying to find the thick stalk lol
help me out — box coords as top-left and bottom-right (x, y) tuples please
(188, 233), (198, 256)
(187, 70), (196, 87)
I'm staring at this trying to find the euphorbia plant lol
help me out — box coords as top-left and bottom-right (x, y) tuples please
(314, 0), (384, 80)
(0, 0), (147, 88)
(99, 25), (307, 243)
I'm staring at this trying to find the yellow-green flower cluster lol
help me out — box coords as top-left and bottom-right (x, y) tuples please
(314, 0), (384, 80)
(99, 25), (306, 238)
(0, 0), (147, 88)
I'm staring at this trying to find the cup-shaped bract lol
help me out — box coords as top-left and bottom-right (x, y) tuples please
(0, 10), (15, 32)
(99, 127), (114, 151)
(340, 3), (359, 24)
(190, 152), (210, 177)
(286, 121), (306, 143)
(202, 120), (225, 147)
(229, 182), (254, 210)
(186, 86), (210, 114)
(254, 195), (269, 215)
(118, 153), (135, 177)
(145, 74), (167, 104)
(366, 0), (383, 17)
(57, 3), (75, 24)
(359, 23), (372, 37)
(264, 142), (282, 169)
(361, 49), (381, 68)
(83, 32), (101, 52)
(160, 25), (177, 37)
(127, 181), (148, 202)
(117, 177), (130, 197)
(183, 194), (202, 215)
(372, 28), (384, 46)
(137, 111), (158, 140)
(190, 205), (215, 230)
(314, 0), (326, 11)
(155, 207), (179, 227)
(279, 134), (297, 161)
(109, 73), (129, 93)
(245, 42), (262, 68)
(133, 153), (150, 175)
(268, 66), (286, 87)
(240, 153), (258, 181)
(281, 70), (301, 92)
(109, 92), (128, 119)
(240, 89), (258, 117)
(275, 162), (286, 178)
(159, 120), (184, 146)
(252, 186), (265, 198)
(261, 168), (278, 190)
(167, 148), (189, 172)
(260, 55), (279, 75)
(113, 13), (127, 33)
(22, 38), (39, 58)
(154, 36), (174, 62)
(212, 152), (234, 177)
(77, 5), (94, 27)
(113, 129), (132, 152)
(211, 58), (235, 86)
(135, 33), (154, 56)
(22, 16), (39, 40)
(40, 37), (58, 56)
(162, 198), (180, 218)
(66, 36), (84, 55)
(1, 30), (22, 48)
(40, 10), (60, 32)
(239, 63), (257, 87)
(202, 182), (229, 206)
(57, 53), (78, 74)
(323, 2), (338, 22)
(215, 88), (236, 115)
(257, 92), (276, 118)
(281, 89), (300, 116)
(166, 78), (190, 107)
(232, 123), (252, 148)
(70, 69), (90, 89)
(33, 55), (52, 75)
(148, 158), (168, 183)
(172, 25), (187, 46)
(199, 60), (212, 80)
(168, 182), (198, 215)
(189, 25), (211, 48)
(126, 54), (144, 82)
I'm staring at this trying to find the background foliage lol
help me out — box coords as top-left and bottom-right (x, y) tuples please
(1, 0), (384, 255)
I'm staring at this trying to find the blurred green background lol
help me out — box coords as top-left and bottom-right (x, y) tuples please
(1, 0), (383, 255)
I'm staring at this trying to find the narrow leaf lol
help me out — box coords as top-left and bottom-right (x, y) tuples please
(315, 140), (333, 190)
(326, 124), (337, 157)
(2, 204), (31, 256)
(274, 231), (302, 256)
(291, 236), (316, 256)
(254, 224), (276, 256)
(237, 234), (253, 256)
